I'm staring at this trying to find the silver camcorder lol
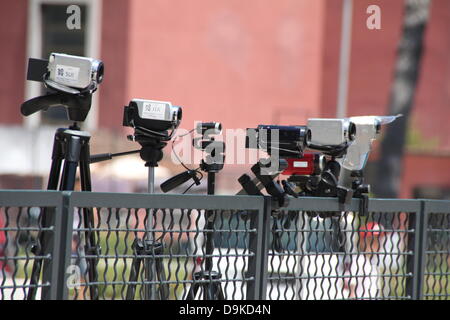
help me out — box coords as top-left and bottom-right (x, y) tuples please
(21, 52), (104, 122)
(307, 118), (356, 146)
(123, 99), (183, 133)
(335, 115), (401, 196)
(340, 115), (401, 173)
(47, 53), (104, 90)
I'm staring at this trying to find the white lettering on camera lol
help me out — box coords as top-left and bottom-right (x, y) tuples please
(55, 64), (80, 84)
(142, 102), (166, 120)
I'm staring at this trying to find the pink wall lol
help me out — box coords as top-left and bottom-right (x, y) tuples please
(402, 154), (450, 198)
(0, 0), (27, 124)
(413, 0), (450, 151)
(98, 0), (131, 129)
(346, 0), (404, 118)
(124, 0), (326, 132)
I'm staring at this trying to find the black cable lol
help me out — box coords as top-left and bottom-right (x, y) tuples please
(171, 129), (195, 171)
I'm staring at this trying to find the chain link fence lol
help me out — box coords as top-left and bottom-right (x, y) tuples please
(0, 191), (448, 300)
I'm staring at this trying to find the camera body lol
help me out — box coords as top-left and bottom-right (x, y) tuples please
(123, 99), (182, 132)
(47, 53), (104, 90)
(246, 125), (310, 158)
(21, 53), (104, 122)
(307, 118), (356, 146)
(282, 153), (326, 176)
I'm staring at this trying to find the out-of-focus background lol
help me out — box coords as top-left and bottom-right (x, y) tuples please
(0, 0), (449, 198)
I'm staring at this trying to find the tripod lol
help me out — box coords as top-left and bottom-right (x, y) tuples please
(27, 123), (100, 300)
(186, 137), (225, 300)
(125, 137), (170, 300)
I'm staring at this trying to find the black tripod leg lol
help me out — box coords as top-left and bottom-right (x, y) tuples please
(126, 256), (142, 300)
(27, 130), (64, 300)
(154, 257), (169, 300)
(215, 283), (225, 300)
(79, 136), (100, 300)
(185, 282), (200, 300)
(203, 279), (224, 300)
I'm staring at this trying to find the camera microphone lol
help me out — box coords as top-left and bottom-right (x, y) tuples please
(160, 170), (201, 193)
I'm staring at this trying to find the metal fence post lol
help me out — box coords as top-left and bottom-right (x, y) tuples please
(405, 200), (426, 300)
(258, 197), (272, 300)
(246, 198), (263, 299)
(40, 192), (65, 300)
(55, 191), (75, 300)
(415, 200), (428, 300)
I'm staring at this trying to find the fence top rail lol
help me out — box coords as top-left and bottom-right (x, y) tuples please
(0, 190), (448, 213)
(0, 190), (64, 207)
(423, 199), (450, 214)
(68, 191), (265, 210)
(284, 197), (423, 213)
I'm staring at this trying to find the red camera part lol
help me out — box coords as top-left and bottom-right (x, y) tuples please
(282, 153), (324, 176)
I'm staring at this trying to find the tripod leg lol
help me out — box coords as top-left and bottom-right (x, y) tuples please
(185, 282), (200, 300)
(79, 136), (100, 300)
(154, 257), (169, 300)
(215, 283), (225, 300)
(126, 256), (142, 300)
(27, 130), (65, 300)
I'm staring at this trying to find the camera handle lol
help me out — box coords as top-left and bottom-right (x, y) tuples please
(21, 90), (93, 123)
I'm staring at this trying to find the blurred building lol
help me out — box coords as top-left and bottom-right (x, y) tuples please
(0, 0), (449, 197)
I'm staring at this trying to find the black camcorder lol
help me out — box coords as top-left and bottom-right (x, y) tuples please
(245, 125), (310, 158)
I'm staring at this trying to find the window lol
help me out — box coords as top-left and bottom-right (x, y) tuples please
(25, 0), (101, 130)
(40, 4), (87, 124)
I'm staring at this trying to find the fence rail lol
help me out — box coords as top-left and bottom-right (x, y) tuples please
(0, 190), (448, 300)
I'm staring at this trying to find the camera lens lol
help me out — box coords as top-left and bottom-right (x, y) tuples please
(96, 62), (104, 84)
(196, 122), (222, 135)
(176, 107), (182, 122)
(347, 122), (356, 141)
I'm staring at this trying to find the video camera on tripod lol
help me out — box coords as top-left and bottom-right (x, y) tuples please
(21, 53), (104, 122)
(21, 52), (104, 300)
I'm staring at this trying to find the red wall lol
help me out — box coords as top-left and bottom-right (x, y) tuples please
(402, 154), (450, 198)
(123, 0), (327, 132)
(0, 0), (27, 124)
(98, 0), (131, 129)
(413, 0), (450, 151)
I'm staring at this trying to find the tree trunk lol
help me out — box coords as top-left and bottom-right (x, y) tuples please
(373, 0), (431, 198)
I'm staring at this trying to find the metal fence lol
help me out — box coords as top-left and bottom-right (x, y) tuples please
(0, 190), (448, 300)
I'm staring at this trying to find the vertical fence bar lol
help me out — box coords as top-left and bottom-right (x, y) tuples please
(246, 200), (263, 299)
(55, 191), (75, 299)
(405, 201), (426, 300)
(415, 200), (428, 300)
(258, 197), (272, 300)
(40, 192), (65, 300)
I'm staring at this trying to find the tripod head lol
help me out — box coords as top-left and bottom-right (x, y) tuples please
(128, 130), (168, 168)
(21, 53), (104, 122)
